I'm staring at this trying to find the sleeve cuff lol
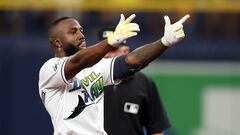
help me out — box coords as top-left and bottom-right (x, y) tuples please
(110, 57), (121, 85)
(60, 57), (70, 85)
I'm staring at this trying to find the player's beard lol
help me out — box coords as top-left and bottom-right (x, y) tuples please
(65, 43), (79, 56)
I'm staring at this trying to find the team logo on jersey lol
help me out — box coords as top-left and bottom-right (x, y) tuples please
(80, 72), (104, 100)
(65, 72), (104, 119)
(65, 95), (94, 120)
(53, 59), (62, 71)
(69, 80), (93, 103)
(69, 79), (84, 92)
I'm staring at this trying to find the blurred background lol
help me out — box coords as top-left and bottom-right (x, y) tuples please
(0, 0), (240, 135)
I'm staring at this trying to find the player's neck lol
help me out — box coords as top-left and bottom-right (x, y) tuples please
(55, 51), (66, 58)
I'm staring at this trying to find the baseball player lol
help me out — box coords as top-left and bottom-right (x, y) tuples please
(38, 14), (190, 135)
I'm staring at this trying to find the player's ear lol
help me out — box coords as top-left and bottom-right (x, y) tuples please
(54, 39), (62, 48)
(49, 37), (60, 47)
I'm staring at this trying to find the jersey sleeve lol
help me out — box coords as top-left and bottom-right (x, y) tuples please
(113, 55), (147, 80)
(39, 57), (69, 90)
(143, 76), (171, 134)
(98, 57), (121, 86)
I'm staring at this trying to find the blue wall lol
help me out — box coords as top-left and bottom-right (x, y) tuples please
(0, 35), (53, 135)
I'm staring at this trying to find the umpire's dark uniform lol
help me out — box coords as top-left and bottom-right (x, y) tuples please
(104, 72), (170, 135)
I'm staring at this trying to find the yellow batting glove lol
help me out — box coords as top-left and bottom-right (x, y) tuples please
(108, 14), (140, 47)
(161, 14), (190, 47)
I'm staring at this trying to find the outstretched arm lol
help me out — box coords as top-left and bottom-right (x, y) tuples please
(113, 14), (190, 80)
(65, 14), (140, 80)
(126, 14), (190, 65)
(125, 39), (167, 65)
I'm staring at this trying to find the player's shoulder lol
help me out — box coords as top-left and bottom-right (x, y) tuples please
(94, 57), (115, 67)
(99, 57), (115, 62)
(40, 57), (63, 69)
(39, 57), (68, 74)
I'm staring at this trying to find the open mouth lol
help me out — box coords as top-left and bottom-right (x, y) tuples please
(78, 39), (87, 48)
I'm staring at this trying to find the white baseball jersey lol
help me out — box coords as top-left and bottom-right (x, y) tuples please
(38, 57), (119, 135)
